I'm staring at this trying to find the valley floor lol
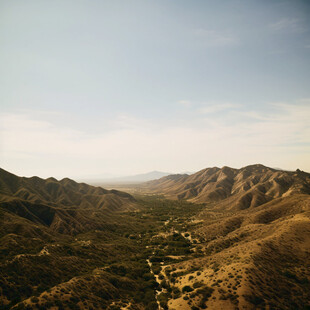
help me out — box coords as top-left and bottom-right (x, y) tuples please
(1, 194), (310, 310)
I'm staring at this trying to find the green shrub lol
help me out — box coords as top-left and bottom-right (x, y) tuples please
(172, 287), (181, 299)
(182, 285), (193, 293)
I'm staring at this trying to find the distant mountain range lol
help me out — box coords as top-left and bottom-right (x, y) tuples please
(85, 170), (172, 184)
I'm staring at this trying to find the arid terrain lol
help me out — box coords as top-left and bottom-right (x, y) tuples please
(0, 165), (310, 310)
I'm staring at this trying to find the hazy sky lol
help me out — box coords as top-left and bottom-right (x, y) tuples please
(1, 0), (310, 179)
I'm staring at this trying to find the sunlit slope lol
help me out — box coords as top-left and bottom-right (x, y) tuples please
(143, 164), (310, 210)
(159, 194), (310, 310)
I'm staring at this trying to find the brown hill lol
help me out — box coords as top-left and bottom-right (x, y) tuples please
(164, 193), (310, 310)
(0, 169), (158, 310)
(0, 168), (136, 234)
(1, 166), (310, 309)
(142, 164), (310, 210)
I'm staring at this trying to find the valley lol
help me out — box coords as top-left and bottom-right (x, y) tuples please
(2, 1), (310, 309)
(1, 166), (310, 309)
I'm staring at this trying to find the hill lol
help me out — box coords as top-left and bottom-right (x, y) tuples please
(159, 193), (310, 310)
(1, 166), (310, 309)
(0, 168), (136, 235)
(0, 169), (162, 310)
(142, 164), (310, 210)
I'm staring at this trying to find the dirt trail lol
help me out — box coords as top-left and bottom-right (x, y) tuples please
(146, 258), (163, 310)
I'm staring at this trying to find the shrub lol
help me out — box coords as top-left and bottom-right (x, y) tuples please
(172, 287), (181, 299)
(152, 265), (162, 275)
(182, 286), (193, 293)
(244, 295), (264, 306)
(31, 297), (39, 303)
(147, 301), (159, 310)
(197, 286), (214, 301)
(193, 281), (203, 289)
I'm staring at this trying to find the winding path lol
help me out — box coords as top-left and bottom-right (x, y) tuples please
(146, 258), (163, 310)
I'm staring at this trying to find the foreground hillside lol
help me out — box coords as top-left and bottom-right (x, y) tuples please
(0, 169), (160, 309)
(159, 194), (310, 310)
(142, 164), (310, 210)
(1, 167), (310, 309)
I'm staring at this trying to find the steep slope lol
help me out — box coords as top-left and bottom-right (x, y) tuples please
(0, 168), (136, 234)
(142, 164), (310, 210)
(0, 168), (135, 209)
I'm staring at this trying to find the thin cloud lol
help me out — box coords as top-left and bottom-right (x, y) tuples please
(110, 114), (154, 130)
(199, 103), (241, 114)
(194, 29), (238, 47)
(269, 18), (305, 33)
(1, 100), (309, 177)
(297, 98), (310, 104)
(178, 100), (192, 107)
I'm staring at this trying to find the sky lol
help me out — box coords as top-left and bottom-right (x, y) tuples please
(1, 0), (310, 179)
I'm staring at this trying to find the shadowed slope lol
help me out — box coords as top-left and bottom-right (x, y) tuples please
(0, 168), (136, 234)
(0, 170), (159, 309)
(0, 168), (134, 209)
